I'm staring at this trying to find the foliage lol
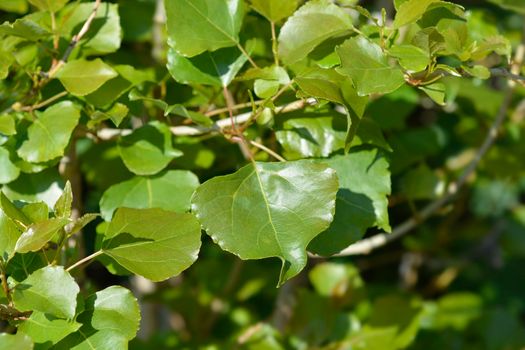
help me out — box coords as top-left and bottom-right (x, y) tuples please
(0, 0), (524, 348)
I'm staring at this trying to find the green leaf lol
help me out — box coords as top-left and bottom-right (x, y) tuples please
(249, 0), (298, 22)
(54, 181), (72, 219)
(191, 160), (338, 286)
(18, 312), (81, 346)
(0, 146), (20, 184)
(0, 333), (33, 350)
(165, 0), (245, 57)
(118, 121), (182, 176)
(278, 0), (354, 64)
(0, 115), (16, 136)
(309, 150), (391, 256)
(15, 217), (69, 253)
(99, 170), (200, 221)
(337, 36), (405, 96)
(0, 0), (28, 14)
(88, 286), (140, 340)
(59, 2), (121, 55)
(28, 0), (68, 12)
(275, 110), (347, 160)
(68, 214), (99, 236)
(21, 202), (48, 223)
(389, 44), (430, 72)
(0, 210), (22, 260)
(393, 0), (442, 28)
(13, 266), (80, 319)
(88, 103), (129, 128)
(101, 208), (202, 282)
(0, 18), (50, 41)
(54, 329), (127, 350)
(0, 191), (31, 228)
(488, 0), (525, 14)
(401, 164), (444, 200)
(419, 82), (446, 106)
(17, 101), (81, 163)
(56, 59), (118, 96)
(167, 46), (248, 87)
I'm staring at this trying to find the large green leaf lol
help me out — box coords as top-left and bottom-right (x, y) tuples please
(118, 121), (183, 176)
(167, 46), (248, 87)
(0, 333), (33, 350)
(28, 0), (68, 12)
(18, 312), (81, 346)
(309, 150), (391, 256)
(99, 170), (200, 221)
(59, 2), (121, 55)
(278, 0), (354, 64)
(15, 217), (70, 253)
(393, 0), (441, 28)
(54, 328), (127, 350)
(337, 36), (405, 96)
(165, 0), (245, 57)
(56, 59), (118, 96)
(17, 101), (81, 163)
(13, 266), (80, 319)
(249, 0), (298, 22)
(0, 146), (19, 184)
(191, 160), (339, 286)
(101, 208), (202, 282)
(88, 286), (140, 340)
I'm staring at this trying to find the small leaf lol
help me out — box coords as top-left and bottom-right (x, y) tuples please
(419, 82), (446, 106)
(54, 181), (72, 219)
(18, 312), (81, 346)
(28, 0), (69, 12)
(0, 333), (33, 350)
(56, 59), (118, 96)
(118, 121), (183, 176)
(101, 208), (202, 282)
(165, 0), (245, 57)
(0, 146), (20, 184)
(167, 46), (248, 87)
(88, 286), (140, 340)
(15, 217), (69, 253)
(99, 170), (200, 221)
(389, 44), (430, 72)
(337, 36), (405, 96)
(0, 115), (16, 136)
(0, 18), (50, 40)
(393, 0), (442, 28)
(0, 210), (22, 260)
(17, 101), (81, 163)
(68, 214), (99, 236)
(191, 160), (339, 286)
(0, 191), (31, 228)
(54, 329), (127, 350)
(13, 266), (80, 319)
(278, 0), (354, 64)
(309, 150), (391, 256)
(249, 0), (298, 22)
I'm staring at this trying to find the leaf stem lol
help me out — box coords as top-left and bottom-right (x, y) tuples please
(20, 91), (67, 112)
(236, 43), (259, 69)
(249, 140), (286, 162)
(271, 21), (279, 66)
(66, 250), (103, 273)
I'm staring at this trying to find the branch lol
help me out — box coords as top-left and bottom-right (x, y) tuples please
(95, 99), (314, 140)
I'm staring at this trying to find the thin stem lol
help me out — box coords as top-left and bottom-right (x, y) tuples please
(20, 91), (67, 112)
(271, 21), (279, 66)
(0, 260), (12, 305)
(66, 250), (103, 272)
(205, 100), (265, 117)
(250, 140), (286, 162)
(237, 43), (259, 69)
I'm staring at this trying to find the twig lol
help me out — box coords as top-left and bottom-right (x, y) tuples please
(249, 140), (286, 162)
(328, 85), (514, 257)
(205, 100), (265, 117)
(65, 250), (103, 272)
(48, 0), (102, 77)
(19, 91), (67, 112)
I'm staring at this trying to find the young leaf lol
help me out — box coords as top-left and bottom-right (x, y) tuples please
(88, 286), (140, 340)
(15, 217), (70, 253)
(191, 160), (339, 286)
(18, 312), (81, 346)
(13, 266), (80, 319)
(17, 101), (81, 163)
(118, 121), (183, 175)
(0, 18), (50, 40)
(56, 59), (118, 96)
(101, 208), (202, 282)
(165, 0), (245, 57)
(99, 170), (200, 221)
(309, 150), (391, 256)
(54, 181), (72, 219)
(337, 36), (405, 96)
(278, 0), (354, 64)
(0, 191), (31, 228)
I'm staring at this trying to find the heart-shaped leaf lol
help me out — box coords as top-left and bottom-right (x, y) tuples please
(191, 160), (338, 286)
